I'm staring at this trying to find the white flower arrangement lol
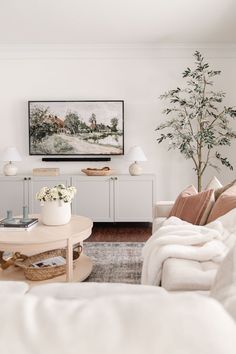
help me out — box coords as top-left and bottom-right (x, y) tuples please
(36, 184), (77, 204)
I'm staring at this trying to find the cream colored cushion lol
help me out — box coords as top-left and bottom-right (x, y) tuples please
(207, 185), (236, 223)
(205, 176), (222, 191)
(28, 282), (167, 299)
(215, 179), (236, 200)
(1, 288), (236, 354)
(162, 258), (218, 291)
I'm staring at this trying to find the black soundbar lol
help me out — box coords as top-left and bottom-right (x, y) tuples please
(42, 157), (111, 162)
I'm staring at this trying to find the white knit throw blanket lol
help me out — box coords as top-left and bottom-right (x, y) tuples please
(141, 209), (236, 286)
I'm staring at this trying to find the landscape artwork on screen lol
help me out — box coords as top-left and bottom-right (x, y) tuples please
(29, 101), (124, 155)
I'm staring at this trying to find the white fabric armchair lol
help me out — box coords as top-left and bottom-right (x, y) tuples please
(152, 201), (174, 233)
(150, 200), (219, 291)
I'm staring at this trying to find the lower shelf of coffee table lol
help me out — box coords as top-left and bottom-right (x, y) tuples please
(0, 253), (93, 286)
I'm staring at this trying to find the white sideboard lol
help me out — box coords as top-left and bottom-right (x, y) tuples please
(72, 174), (155, 222)
(0, 174), (155, 222)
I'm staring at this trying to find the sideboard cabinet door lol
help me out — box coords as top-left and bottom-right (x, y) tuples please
(0, 177), (27, 217)
(72, 176), (113, 222)
(114, 175), (155, 222)
(28, 176), (71, 214)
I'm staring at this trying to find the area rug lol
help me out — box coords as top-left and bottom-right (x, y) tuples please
(83, 242), (144, 284)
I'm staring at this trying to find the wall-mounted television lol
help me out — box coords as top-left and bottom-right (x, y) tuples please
(28, 100), (124, 155)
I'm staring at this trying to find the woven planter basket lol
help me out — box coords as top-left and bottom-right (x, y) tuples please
(15, 246), (82, 281)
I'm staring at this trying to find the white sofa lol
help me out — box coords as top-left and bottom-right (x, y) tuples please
(1, 238), (236, 354)
(0, 267), (236, 354)
(0, 281), (235, 354)
(152, 201), (219, 291)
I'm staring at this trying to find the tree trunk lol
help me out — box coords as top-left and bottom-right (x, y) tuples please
(197, 174), (202, 192)
(198, 142), (202, 192)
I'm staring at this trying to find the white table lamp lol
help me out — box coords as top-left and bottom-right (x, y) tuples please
(2, 147), (22, 176)
(127, 146), (147, 176)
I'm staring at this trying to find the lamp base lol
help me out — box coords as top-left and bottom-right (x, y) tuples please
(3, 162), (18, 176)
(129, 162), (142, 176)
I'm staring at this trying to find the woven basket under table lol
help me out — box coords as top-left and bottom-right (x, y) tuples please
(14, 246), (82, 281)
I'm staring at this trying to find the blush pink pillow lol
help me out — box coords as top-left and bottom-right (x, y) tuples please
(169, 185), (214, 225)
(207, 184), (236, 223)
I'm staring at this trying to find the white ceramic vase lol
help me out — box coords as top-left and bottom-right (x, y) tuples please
(41, 200), (71, 226)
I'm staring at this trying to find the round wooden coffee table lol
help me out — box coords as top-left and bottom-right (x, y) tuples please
(0, 214), (93, 285)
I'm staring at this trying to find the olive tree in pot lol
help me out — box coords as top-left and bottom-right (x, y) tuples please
(156, 51), (236, 192)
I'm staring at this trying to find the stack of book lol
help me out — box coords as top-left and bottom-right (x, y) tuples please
(0, 218), (38, 231)
(32, 168), (60, 176)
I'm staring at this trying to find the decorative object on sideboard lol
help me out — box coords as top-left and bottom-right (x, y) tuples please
(33, 168), (60, 176)
(81, 166), (112, 176)
(127, 146), (147, 176)
(36, 184), (76, 226)
(1, 147), (22, 176)
(28, 100), (124, 156)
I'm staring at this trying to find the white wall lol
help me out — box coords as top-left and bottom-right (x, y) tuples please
(0, 45), (236, 200)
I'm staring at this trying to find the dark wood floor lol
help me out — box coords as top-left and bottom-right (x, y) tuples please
(87, 222), (152, 242)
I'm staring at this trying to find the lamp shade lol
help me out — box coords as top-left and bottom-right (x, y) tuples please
(1, 147), (22, 162)
(127, 146), (147, 162)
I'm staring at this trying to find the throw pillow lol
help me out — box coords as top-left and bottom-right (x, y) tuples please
(205, 176), (222, 191)
(207, 184), (236, 223)
(199, 190), (215, 225)
(169, 185), (214, 225)
(214, 179), (236, 200)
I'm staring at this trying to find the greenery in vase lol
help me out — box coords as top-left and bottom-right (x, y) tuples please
(36, 184), (77, 203)
(156, 51), (236, 191)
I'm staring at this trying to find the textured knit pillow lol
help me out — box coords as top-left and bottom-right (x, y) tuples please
(207, 184), (236, 223)
(214, 179), (236, 200)
(169, 185), (214, 225)
(205, 176), (222, 191)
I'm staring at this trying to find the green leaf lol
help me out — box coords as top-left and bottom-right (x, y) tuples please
(215, 152), (234, 170)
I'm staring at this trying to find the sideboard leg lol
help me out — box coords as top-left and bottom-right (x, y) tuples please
(66, 238), (73, 282)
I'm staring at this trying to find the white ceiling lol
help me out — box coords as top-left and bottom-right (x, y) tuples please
(0, 0), (235, 45)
